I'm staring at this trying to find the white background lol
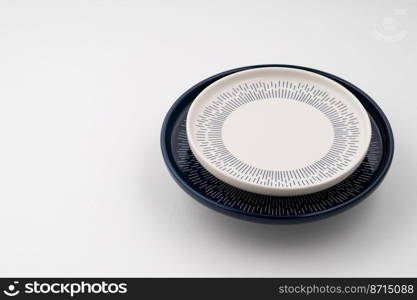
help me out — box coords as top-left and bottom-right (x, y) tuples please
(0, 0), (416, 277)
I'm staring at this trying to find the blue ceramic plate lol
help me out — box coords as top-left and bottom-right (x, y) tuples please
(161, 65), (394, 222)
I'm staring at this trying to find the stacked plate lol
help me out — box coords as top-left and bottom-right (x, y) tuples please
(161, 65), (394, 222)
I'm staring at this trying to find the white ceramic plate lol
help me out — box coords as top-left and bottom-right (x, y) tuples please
(186, 67), (372, 196)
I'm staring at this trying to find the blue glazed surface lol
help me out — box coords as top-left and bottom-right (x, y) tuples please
(160, 65), (394, 223)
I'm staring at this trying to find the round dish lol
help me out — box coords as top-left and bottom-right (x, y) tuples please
(186, 67), (372, 196)
(161, 65), (394, 222)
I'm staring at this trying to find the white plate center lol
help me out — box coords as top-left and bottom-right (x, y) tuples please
(222, 99), (334, 170)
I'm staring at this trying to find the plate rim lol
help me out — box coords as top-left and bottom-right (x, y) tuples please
(160, 64), (394, 222)
(185, 67), (373, 196)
